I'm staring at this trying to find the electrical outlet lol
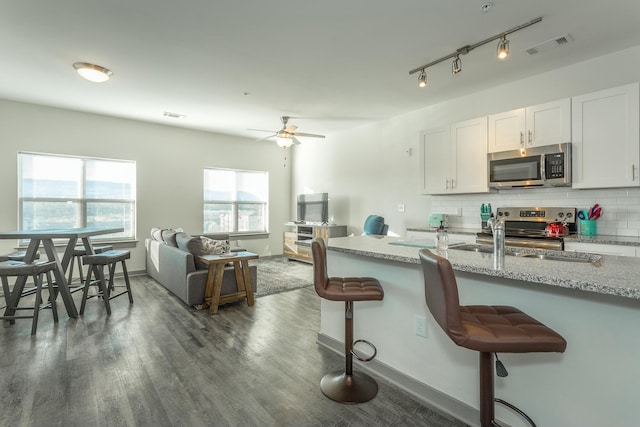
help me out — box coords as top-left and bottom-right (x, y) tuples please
(398, 203), (405, 213)
(414, 315), (427, 337)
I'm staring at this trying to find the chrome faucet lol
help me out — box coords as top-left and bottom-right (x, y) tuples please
(487, 215), (506, 270)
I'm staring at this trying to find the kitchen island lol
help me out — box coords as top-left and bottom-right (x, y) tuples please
(318, 235), (640, 427)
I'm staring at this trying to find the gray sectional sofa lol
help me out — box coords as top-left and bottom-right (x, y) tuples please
(145, 230), (257, 307)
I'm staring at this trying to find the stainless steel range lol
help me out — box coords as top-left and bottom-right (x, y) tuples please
(476, 206), (577, 250)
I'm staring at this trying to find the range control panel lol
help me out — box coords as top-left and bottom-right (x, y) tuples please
(496, 207), (577, 223)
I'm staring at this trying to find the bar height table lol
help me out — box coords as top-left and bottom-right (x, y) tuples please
(0, 227), (124, 318)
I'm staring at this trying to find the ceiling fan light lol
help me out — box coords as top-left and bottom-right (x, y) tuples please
(418, 69), (427, 88)
(497, 36), (509, 60)
(276, 136), (294, 148)
(73, 62), (113, 83)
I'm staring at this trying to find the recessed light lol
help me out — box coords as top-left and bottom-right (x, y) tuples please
(73, 62), (112, 83)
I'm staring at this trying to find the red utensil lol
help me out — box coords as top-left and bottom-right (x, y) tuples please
(588, 204), (601, 220)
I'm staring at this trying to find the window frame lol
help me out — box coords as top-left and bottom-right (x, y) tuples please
(203, 167), (269, 236)
(18, 151), (137, 244)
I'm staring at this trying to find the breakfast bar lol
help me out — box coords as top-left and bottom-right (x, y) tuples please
(317, 235), (640, 427)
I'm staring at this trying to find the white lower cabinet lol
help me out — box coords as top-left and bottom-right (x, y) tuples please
(564, 241), (638, 257)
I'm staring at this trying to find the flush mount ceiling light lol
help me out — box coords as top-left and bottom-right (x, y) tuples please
(409, 17), (541, 86)
(418, 69), (427, 87)
(73, 62), (113, 83)
(496, 35), (510, 60)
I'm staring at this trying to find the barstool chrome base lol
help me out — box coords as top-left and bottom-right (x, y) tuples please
(320, 370), (378, 404)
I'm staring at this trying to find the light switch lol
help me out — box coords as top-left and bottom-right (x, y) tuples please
(398, 203), (406, 212)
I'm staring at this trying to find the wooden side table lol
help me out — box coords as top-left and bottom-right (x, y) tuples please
(197, 251), (259, 314)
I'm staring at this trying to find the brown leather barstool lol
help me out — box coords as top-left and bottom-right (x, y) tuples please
(311, 238), (384, 404)
(419, 249), (566, 427)
(80, 250), (133, 315)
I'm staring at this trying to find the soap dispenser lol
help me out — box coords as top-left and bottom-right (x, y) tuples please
(436, 221), (449, 251)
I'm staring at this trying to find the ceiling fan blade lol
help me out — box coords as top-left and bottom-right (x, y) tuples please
(292, 136), (302, 145)
(284, 125), (298, 133)
(247, 128), (278, 133)
(290, 132), (326, 138)
(256, 134), (277, 142)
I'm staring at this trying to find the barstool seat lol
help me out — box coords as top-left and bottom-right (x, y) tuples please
(312, 238), (384, 404)
(419, 249), (566, 427)
(67, 244), (113, 287)
(80, 250), (133, 315)
(0, 260), (58, 335)
(5, 251), (40, 261)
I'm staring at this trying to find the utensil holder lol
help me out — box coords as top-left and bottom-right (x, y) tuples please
(579, 219), (597, 236)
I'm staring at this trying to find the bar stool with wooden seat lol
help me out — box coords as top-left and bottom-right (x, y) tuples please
(419, 249), (567, 427)
(0, 260), (58, 335)
(311, 237), (384, 404)
(80, 249), (133, 315)
(66, 244), (113, 287)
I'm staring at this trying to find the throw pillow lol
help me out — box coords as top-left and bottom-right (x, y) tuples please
(176, 232), (206, 256)
(162, 227), (183, 247)
(200, 236), (230, 255)
(150, 227), (165, 241)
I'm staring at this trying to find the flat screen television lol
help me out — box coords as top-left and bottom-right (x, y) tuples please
(297, 193), (329, 224)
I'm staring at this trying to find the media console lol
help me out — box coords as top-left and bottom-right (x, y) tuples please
(283, 223), (347, 263)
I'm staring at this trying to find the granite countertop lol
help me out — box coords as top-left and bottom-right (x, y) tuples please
(406, 227), (480, 235)
(325, 235), (640, 301)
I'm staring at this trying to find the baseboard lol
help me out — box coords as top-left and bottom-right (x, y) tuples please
(317, 333), (512, 427)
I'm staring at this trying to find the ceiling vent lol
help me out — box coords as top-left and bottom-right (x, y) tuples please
(524, 33), (573, 56)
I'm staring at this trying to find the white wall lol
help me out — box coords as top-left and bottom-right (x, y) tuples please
(292, 45), (640, 237)
(0, 100), (292, 271)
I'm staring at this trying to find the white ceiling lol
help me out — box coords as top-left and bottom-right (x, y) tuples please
(1, 0), (639, 140)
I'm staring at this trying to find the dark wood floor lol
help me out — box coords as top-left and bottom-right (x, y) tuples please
(0, 275), (468, 427)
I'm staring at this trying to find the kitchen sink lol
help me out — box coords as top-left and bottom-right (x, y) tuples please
(449, 244), (602, 266)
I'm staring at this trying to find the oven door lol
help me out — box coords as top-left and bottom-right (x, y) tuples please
(488, 151), (543, 188)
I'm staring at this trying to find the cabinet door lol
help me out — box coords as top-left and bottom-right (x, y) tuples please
(420, 127), (450, 194)
(488, 108), (525, 152)
(526, 98), (571, 147)
(572, 83), (640, 189)
(451, 117), (489, 194)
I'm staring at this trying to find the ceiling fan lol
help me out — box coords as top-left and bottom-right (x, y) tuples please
(249, 116), (325, 148)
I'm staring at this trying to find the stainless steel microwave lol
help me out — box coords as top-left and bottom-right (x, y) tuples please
(488, 143), (571, 189)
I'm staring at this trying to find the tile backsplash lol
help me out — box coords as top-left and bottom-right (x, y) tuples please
(431, 187), (640, 237)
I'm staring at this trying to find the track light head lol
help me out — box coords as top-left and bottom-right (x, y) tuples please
(418, 69), (427, 88)
(497, 36), (510, 60)
(452, 55), (462, 74)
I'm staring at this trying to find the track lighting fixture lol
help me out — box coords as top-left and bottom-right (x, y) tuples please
(497, 35), (509, 60)
(418, 69), (427, 88)
(452, 55), (462, 74)
(408, 17), (541, 84)
(73, 62), (112, 83)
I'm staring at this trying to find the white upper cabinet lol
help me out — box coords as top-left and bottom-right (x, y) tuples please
(488, 99), (571, 152)
(420, 127), (450, 194)
(420, 117), (489, 195)
(451, 116), (489, 194)
(572, 83), (640, 189)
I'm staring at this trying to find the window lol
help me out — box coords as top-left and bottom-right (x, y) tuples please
(18, 152), (136, 241)
(204, 168), (268, 234)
